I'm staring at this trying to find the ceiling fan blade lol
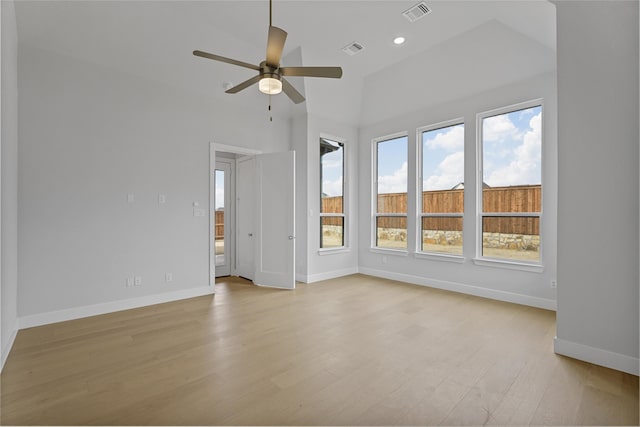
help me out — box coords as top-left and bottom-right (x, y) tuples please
(280, 66), (343, 79)
(266, 26), (287, 67)
(193, 50), (260, 71)
(281, 78), (305, 104)
(225, 75), (262, 94)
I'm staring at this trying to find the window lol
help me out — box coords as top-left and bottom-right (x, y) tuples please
(419, 121), (464, 255)
(320, 137), (345, 249)
(373, 134), (408, 250)
(479, 102), (542, 263)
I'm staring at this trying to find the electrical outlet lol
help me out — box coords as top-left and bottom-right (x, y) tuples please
(134, 276), (142, 286)
(165, 272), (173, 283)
(550, 280), (557, 288)
(126, 277), (134, 287)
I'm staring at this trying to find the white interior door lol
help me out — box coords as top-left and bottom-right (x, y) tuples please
(237, 156), (255, 280)
(254, 151), (295, 289)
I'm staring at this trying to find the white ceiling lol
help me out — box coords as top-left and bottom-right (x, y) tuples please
(14, 0), (556, 125)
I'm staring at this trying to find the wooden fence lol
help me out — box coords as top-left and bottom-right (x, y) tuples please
(215, 211), (224, 240)
(321, 185), (541, 233)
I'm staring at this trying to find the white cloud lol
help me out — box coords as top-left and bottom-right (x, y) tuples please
(483, 114), (520, 142)
(425, 125), (464, 151)
(486, 112), (541, 187)
(322, 176), (343, 197)
(378, 161), (408, 194)
(424, 151), (464, 191)
(322, 158), (342, 170)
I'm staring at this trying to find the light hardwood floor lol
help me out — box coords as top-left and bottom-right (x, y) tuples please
(1, 274), (638, 425)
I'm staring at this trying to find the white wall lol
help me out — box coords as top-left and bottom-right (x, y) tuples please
(17, 45), (290, 323)
(358, 72), (557, 310)
(360, 19), (556, 127)
(554, 1), (639, 375)
(1, 0), (19, 370)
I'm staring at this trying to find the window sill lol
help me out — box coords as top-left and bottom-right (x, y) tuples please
(414, 252), (465, 264)
(473, 257), (544, 273)
(318, 247), (351, 256)
(369, 247), (409, 257)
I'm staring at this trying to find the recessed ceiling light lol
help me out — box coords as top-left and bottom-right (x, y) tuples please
(393, 36), (406, 45)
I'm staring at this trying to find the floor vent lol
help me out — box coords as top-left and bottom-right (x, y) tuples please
(402, 2), (431, 23)
(342, 41), (365, 56)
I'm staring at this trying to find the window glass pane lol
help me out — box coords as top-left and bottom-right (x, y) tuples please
(321, 217), (344, 248)
(482, 216), (540, 262)
(214, 169), (225, 265)
(376, 216), (407, 250)
(377, 136), (408, 214)
(422, 124), (465, 192)
(320, 138), (343, 213)
(482, 106), (542, 213)
(421, 216), (463, 254)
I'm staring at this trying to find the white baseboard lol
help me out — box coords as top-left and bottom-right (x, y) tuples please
(358, 267), (557, 311)
(554, 337), (639, 376)
(1, 321), (19, 372)
(19, 286), (215, 330)
(303, 267), (360, 284)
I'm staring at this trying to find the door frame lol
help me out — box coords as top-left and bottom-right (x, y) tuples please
(210, 143), (262, 289)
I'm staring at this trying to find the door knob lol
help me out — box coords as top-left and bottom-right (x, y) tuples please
(288, 235), (295, 240)
(248, 233), (253, 237)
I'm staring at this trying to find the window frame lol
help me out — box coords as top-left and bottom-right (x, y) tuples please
(319, 134), (348, 253)
(416, 118), (465, 259)
(475, 99), (544, 270)
(371, 131), (409, 254)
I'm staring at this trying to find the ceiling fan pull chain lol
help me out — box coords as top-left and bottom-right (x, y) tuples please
(269, 94), (273, 122)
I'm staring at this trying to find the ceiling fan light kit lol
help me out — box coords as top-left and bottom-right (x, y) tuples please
(193, 0), (342, 104)
(259, 76), (282, 95)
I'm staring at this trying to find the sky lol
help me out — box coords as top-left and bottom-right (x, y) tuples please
(375, 105), (542, 194)
(482, 106), (542, 187)
(321, 142), (344, 197)
(215, 170), (224, 210)
(225, 106), (541, 206)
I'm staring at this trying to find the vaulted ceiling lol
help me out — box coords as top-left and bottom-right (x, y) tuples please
(15, 0), (556, 126)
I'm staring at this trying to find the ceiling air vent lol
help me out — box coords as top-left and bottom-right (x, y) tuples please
(342, 41), (365, 56)
(402, 2), (431, 23)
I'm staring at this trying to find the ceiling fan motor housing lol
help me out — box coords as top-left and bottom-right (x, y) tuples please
(260, 61), (281, 80)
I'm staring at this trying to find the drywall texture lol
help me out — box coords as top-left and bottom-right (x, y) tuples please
(360, 18), (556, 127)
(555, 1), (639, 369)
(17, 45), (290, 317)
(1, 0), (19, 369)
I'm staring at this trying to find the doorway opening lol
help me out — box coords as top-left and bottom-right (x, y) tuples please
(210, 143), (296, 291)
(210, 143), (261, 288)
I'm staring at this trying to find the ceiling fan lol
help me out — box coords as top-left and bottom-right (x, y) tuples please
(193, 0), (342, 104)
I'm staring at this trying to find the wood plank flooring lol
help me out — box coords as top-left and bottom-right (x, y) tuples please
(1, 274), (638, 425)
